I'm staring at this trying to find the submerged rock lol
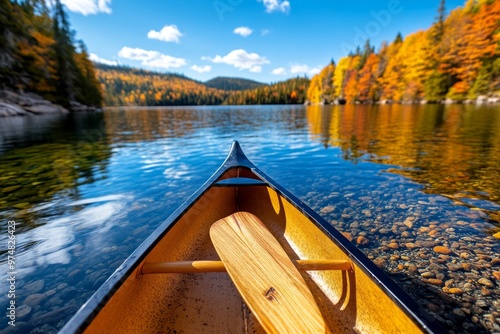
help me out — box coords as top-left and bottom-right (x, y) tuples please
(356, 235), (369, 245)
(478, 278), (494, 288)
(24, 293), (46, 307)
(16, 305), (32, 319)
(25, 280), (45, 294)
(433, 246), (452, 255)
(448, 288), (463, 295)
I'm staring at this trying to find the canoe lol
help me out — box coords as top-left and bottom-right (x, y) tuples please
(62, 141), (444, 333)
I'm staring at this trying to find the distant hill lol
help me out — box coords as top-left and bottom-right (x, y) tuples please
(205, 77), (266, 91)
(95, 64), (309, 106)
(95, 64), (228, 106)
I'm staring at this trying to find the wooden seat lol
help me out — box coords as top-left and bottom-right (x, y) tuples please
(210, 212), (329, 334)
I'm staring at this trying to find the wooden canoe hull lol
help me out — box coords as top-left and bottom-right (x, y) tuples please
(62, 142), (443, 334)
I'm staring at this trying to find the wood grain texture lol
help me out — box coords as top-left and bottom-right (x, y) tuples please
(210, 211), (329, 334)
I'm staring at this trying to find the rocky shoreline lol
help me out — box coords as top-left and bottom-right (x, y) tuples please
(0, 90), (100, 117)
(306, 94), (500, 106)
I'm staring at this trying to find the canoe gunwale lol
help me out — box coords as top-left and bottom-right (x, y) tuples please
(61, 141), (444, 334)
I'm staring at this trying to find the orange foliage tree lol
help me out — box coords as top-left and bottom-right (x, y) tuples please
(306, 0), (499, 104)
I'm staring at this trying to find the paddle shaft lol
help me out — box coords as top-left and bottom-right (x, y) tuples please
(141, 259), (352, 274)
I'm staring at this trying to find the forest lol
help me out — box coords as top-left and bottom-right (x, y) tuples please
(222, 77), (309, 104)
(307, 0), (500, 104)
(2, 0), (498, 108)
(0, 0), (102, 107)
(96, 65), (309, 106)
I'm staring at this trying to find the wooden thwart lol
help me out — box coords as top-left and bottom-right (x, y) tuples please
(141, 259), (352, 274)
(210, 211), (330, 334)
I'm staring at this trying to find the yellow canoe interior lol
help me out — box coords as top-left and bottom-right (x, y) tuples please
(84, 167), (424, 333)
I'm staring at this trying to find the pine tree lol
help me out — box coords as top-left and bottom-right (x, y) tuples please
(423, 0), (452, 100)
(394, 32), (403, 44)
(0, 0), (27, 88)
(435, 0), (446, 41)
(358, 40), (373, 70)
(74, 41), (103, 106)
(53, 0), (77, 106)
(424, 70), (448, 101)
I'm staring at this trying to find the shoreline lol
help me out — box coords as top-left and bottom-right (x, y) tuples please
(306, 95), (500, 106)
(0, 90), (100, 117)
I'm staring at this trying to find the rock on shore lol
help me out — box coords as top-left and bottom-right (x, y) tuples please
(0, 90), (99, 117)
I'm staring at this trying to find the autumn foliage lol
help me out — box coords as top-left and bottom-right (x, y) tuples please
(223, 77), (309, 105)
(97, 65), (309, 106)
(0, 0), (102, 107)
(308, 0), (500, 103)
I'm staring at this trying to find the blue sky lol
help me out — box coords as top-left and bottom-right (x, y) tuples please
(63, 0), (465, 83)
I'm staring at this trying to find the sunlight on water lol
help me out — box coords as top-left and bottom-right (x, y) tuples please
(0, 105), (499, 333)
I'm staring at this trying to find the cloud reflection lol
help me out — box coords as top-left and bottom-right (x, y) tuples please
(12, 195), (130, 275)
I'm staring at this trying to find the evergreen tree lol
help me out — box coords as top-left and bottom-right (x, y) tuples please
(53, 0), (77, 106)
(424, 70), (448, 101)
(0, 0), (103, 107)
(424, 0), (451, 100)
(469, 60), (494, 98)
(358, 39), (372, 70)
(74, 41), (103, 106)
(394, 32), (403, 44)
(0, 0), (26, 88)
(435, 0), (446, 41)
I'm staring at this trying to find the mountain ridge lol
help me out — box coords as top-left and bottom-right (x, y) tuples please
(95, 64), (309, 106)
(205, 77), (267, 91)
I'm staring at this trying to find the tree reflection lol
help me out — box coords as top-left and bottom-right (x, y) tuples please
(0, 113), (112, 229)
(306, 104), (500, 223)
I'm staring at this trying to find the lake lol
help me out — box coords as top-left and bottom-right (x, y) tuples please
(0, 104), (499, 333)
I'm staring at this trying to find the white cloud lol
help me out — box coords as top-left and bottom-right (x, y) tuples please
(60, 0), (111, 15)
(144, 55), (186, 69)
(259, 0), (290, 13)
(89, 53), (118, 66)
(118, 47), (186, 69)
(290, 64), (321, 76)
(233, 26), (253, 37)
(261, 29), (270, 36)
(147, 25), (183, 43)
(271, 67), (287, 75)
(118, 47), (160, 61)
(191, 65), (212, 73)
(208, 49), (270, 72)
(250, 66), (262, 73)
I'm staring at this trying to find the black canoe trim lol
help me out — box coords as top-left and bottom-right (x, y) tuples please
(61, 141), (445, 334)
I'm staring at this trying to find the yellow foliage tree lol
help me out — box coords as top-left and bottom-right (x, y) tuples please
(334, 57), (351, 98)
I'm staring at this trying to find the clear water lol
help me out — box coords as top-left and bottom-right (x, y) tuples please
(0, 104), (499, 333)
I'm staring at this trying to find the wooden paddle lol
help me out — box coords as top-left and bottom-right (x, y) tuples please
(210, 211), (329, 334)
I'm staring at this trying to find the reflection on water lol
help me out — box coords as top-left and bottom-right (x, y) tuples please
(104, 105), (306, 143)
(307, 104), (500, 223)
(0, 113), (112, 229)
(0, 105), (498, 333)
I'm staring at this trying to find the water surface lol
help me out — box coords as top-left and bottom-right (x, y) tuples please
(0, 104), (499, 333)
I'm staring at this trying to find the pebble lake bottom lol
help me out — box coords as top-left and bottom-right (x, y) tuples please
(0, 104), (499, 333)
